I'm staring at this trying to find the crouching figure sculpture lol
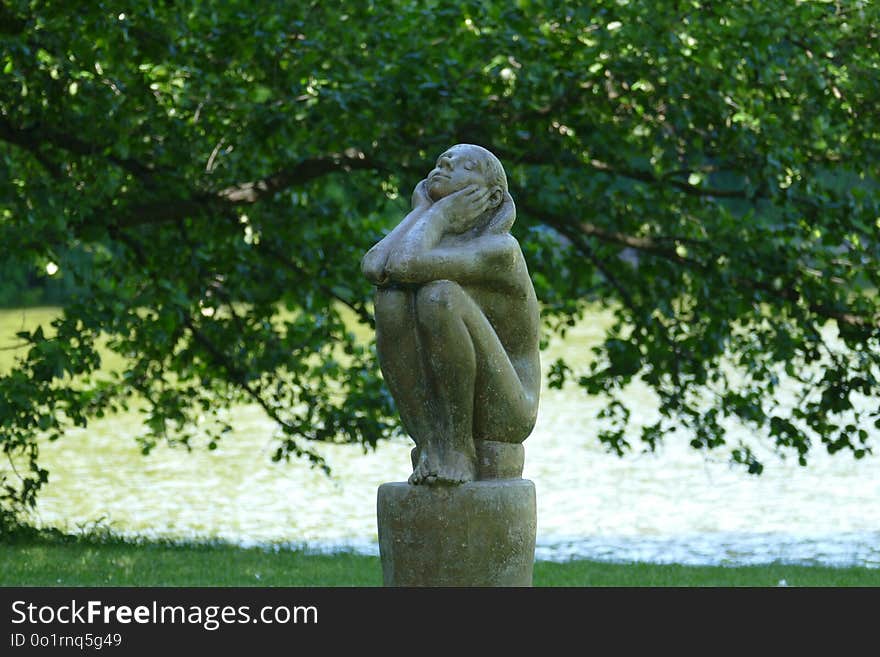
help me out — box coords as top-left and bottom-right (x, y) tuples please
(364, 144), (540, 586)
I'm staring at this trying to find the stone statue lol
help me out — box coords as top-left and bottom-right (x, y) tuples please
(362, 144), (540, 486)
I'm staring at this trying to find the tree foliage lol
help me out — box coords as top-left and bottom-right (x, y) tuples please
(1, 1), (879, 514)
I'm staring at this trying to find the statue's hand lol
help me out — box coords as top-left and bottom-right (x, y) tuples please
(411, 179), (432, 211)
(436, 185), (491, 233)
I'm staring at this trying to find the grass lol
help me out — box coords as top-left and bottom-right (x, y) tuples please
(1, 532), (878, 586)
(0, 540), (382, 587)
(533, 559), (880, 587)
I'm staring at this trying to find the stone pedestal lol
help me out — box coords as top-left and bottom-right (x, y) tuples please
(377, 479), (537, 587)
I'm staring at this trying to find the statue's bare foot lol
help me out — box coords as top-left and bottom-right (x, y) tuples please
(431, 448), (476, 485)
(408, 448), (438, 485)
(409, 447), (474, 485)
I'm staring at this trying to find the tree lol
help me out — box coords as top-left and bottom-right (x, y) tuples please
(1, 1), (878, 518)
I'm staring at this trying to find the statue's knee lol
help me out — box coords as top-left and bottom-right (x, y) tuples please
(416, 280), (462, 324)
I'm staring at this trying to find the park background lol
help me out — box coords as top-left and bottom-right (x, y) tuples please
(1, 2), (879, 583)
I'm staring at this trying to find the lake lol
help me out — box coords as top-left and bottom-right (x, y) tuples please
(2, 307), (878, 567)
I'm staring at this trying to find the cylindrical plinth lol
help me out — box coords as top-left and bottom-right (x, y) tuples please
(377, 479), (536, 587)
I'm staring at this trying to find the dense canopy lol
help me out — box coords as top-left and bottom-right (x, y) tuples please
(1, 1), (879, 518)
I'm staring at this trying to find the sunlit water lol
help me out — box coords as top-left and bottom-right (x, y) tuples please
(3, 308), (879, 567)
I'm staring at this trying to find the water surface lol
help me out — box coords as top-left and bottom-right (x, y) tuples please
(3, 308), (878, 567)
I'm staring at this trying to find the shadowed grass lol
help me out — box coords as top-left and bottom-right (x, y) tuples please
(0, 538), (382, 587)
(1, 533), (878, 586)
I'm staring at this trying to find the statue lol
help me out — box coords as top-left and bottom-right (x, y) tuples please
(362, 144), (540, 486)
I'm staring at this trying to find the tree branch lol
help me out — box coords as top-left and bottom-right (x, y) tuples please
(2, 119), (380, 209)
(258, 241), (374, 327)
(549, 217), (689, 392)
(111, 152), (384, 229)
(584, 157), (754, 200)
(493, 145), (754, 200)
(529, 202), (875, 329)
(0, 117), (159, 181)
(519, 196), (702, 268)
(110, 224), (329, 467)
(182, 316), (328, 470)
(218, 150), (381, 203)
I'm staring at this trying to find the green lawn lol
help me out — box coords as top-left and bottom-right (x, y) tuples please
(1, 536), (877, 586)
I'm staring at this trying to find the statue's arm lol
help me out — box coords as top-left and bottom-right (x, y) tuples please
(384, 234), (519, 287)
(361, 210), (421, 284)
(361, 181), (432, 285)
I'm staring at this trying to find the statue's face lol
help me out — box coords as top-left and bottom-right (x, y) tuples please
(426, 145), (489, 201)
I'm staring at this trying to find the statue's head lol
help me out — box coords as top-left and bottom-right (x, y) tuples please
(426, 143), (508, 209)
